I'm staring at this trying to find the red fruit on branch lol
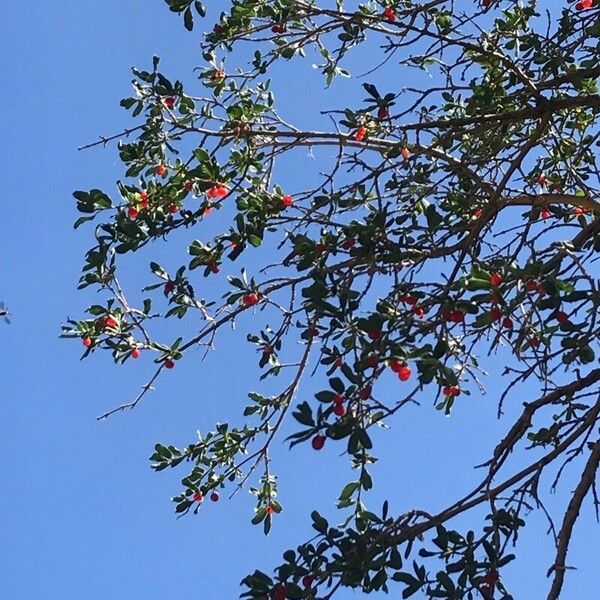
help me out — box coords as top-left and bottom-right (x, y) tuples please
(184, 180), (194, 192)
(242, 292), (260, 307)
(412, 306), (425, 318)
(334, 357), (343, 367)
(265, 504), (275, 515)
(163, 97), (175, 109)
(82, 336), (93, 348)
(368, 328), (382, 340)
(359, 386), (372, 400)
(366, 355), (378, 369)
(389, 359), (402, 373)
(536, 174), (547, 186)
(443, 385), (460, 397)
(576, 0), (593, 9)
(272, 584), (287, 600)
(490, 273), (503, 287)
(489, 307), (502, 321)
(311, 435), (326, 450)
(334, 403), (346, 416)
(556, 311), (569, 324)
(127, 207), (139, 220)
(164, 359), (175, 369)
(282, 194), (293, 207)
(540, 207), (551, 220)
(164, 280), (175, 294)
(210, 491), (220, 502)
(302, 575), (314, 589)
(449, 310), (465, 323)
(341, 238), (355, 250)
(377, 106), (389, 119)
(192, 491), (203, 503)
(207, 184), (228, 199)
(398, 365), (412, 381)
(155, 164), (167, 176)
(103, 316), (118, 329)
(401, 147), (410, 160)
(354, 126), (367, 141)
(271, 24), (286, 34)
(502, 317), (513, 329)
(333, 393), (344, 404)
(167, 204), (179, 214)
(131, 348), (141, 359)
(383, 7), (396, 21)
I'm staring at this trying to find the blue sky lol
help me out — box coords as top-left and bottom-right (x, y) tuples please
(1, 1), (599, 599)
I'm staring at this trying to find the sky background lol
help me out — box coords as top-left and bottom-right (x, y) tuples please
(1, 1), (599, 599)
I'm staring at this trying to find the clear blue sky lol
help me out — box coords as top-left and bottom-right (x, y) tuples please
(1, 2), (598, 599)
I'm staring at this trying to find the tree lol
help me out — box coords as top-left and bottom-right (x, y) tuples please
(64, 0), (600, 598)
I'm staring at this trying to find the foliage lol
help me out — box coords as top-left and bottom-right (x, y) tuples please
(65, 1), (600, 598)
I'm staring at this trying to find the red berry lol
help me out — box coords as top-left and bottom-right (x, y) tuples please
(490, 273), (503, 287)
(354, 126), (367, 142)
(314, 243), (327, 253)
(472, 207), (483, 218)
(192, 491), (203, 503)
(82, 336), (93, 348)
(127, 207), (139, 220)
(389, 359), (402, 373)
(412, 306), (425, 318)
(242, 292), (259, 307)
(502, 317), (513, 329)
(366, 355), (378, 369)
(400, 294), (417, 306)
(272, 584), (287, 600)
(139, 190), (148, 203)
(525, 280), (539, 293)
(308, 327), (319, 338)
(401, 147), (410, 160)
(184, 180), (194, 193)
(262, 345), (273, 355)
(398, 365), (411, 381)
(383, 6), (396, 21)
(556, 310), (569, 324)
(576, 0), (593, 10)
(164, 281), (175, 294)
(265, 504), (275, 515)
(368, 328), (382, 340)
(302, 575), (314, 589)
(489, 308), (502, 321)
(377, 106), (389, 119)
(449, 310), (465, 323)
(282, 194), (293, 207)
(163, 97), (175, 109)
(210, 491), (220, 502)
(131, 348), (141, 359)
(530, 337), (541, 348)
(540, 207), (551, 220)
(165, 359), (175, 369)
(333, 393), (344, 404)
(334, 357), (343, 367)
(341, 238), (355, 250)
(311, 435), (326, 450)
(359, 386), (372, 400)
(103, 316), (118, 329)
(168, 204), (179, 214)
(155, 164), (167, 176)
(334, 403), (346, 417)
(271, 24), (286, 33)
(537, 174), (547, 186)
(207, 184), (228, 199)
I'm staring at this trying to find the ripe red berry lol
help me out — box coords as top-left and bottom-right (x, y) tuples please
(412, 306), (425, 318)
(341, 238), (355, 250)
(314, 243), (327, 253)
(210, 491), (220, 502)
(242, 292), (259, 307)
(272, 584), (287, 600)
(131, 348), (141, 359)
(540, 207), (551, 220)
(265, 504), (275, 515)
(127, 207), (139, 220)
(165, 359), (175, 369)
(207, 184), (228, 199)
(282, 194), (293, 208)
(530, 337), (541, 348)
(82, 336), (93, 348)
(490, 307), (502, 321)
(398, 365), (412, 381)
(389, 359), (402, 373)
(368, 328), (382, 341)
(472, 207), (483, 218)
(366, 355), (378, 369)
(400, 294), (417, 306)
(556, 310), (569, 324)
(334, 357), (343, 367)
(537, 174), (547, 186)
(334, 403), (346, 417)
(576, 0), (593, 10)
(302, 575), (314, 589)
(164, 280), (175, 294)
(490, 273), (503, 287)
(311, 435), (326, 450)
(401, 147), (410, 160)
(155, 164), (167, 176)
(377, 106), (389, 119)
(449, 310), (465, 323)
(103, 316), (118, 329)
(192, 491), (203, 503)
(354, 126), (367, 142)
(333, 393), (344, 404)
(359, 386), (372, 400)
(168, 204), (179, 214)
(383, 6), (396, 21)
(163, 97), (175, 109)
(184, 180), (194, 193)
(502, 317), (513, 329)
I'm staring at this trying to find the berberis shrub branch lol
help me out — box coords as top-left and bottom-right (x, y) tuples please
(64, 0), (600, 598)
